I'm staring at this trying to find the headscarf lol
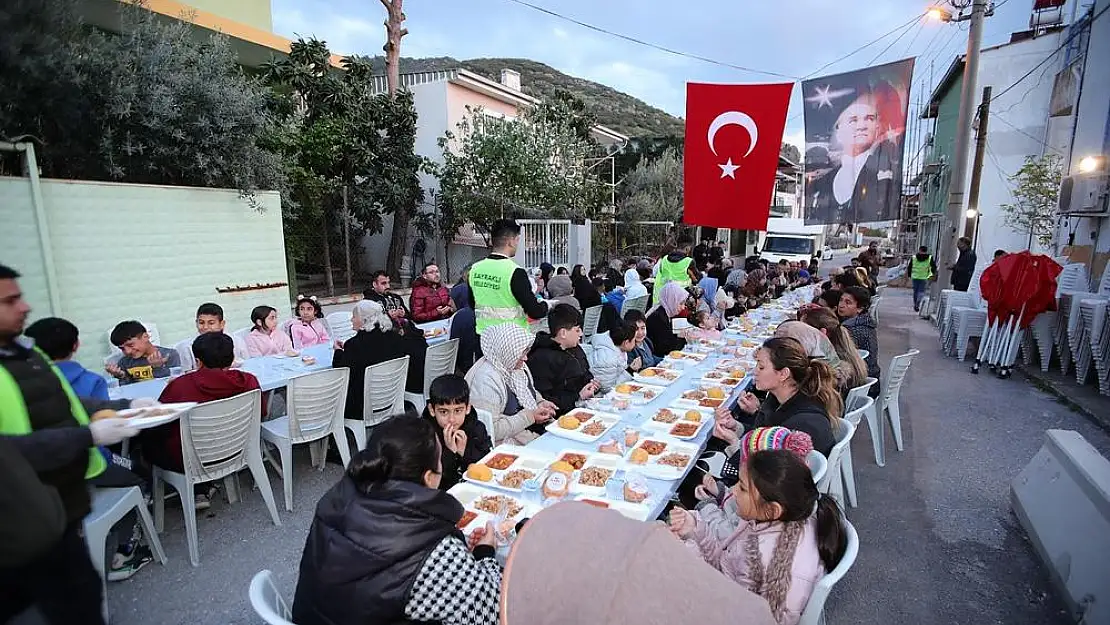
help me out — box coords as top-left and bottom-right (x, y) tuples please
(546, 275), (574, 298)
(478, 323), (538, 410)
(743, 268), (767, 298)
(726, 267), (747, 288)
(501, 502), (777, 625)
(624, 267), (641, 289)
(353, 299), (392, 333)
(774, 321), (842, 371)
(649, 281), (689, 318)
(697, 276), (718, 310)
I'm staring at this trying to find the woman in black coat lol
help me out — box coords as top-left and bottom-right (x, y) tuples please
(333, 300), (426, 419)
(645, 281), (691, 357)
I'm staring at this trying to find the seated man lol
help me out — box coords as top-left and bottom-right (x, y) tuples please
(147, 333), (264, 509)
(106, 320), (180, 385)
(409, 263), (456, 323)
(528, 303), (600, 416)
(194, 302), (248, 364)
(364, 270), (412, 328)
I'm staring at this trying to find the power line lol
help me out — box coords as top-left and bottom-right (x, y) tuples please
(988, 111), (1066, 156)
(899, 18), (928, 60)
(802, 12), (926, 79)
(866, 14), (922, 65)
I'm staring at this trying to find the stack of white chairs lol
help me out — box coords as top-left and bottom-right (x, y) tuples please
(942, 281), (988, 361)
(936, 265), (985, 332)
(1085, 300), (1110, 395)
(1021, 261), (1085, 372)
(326, 311), (355, 343)
(1070, 265), (1110, 386)
(1057, 264), (1105, 376)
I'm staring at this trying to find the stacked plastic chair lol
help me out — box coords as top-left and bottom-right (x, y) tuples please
(1085, 298), (1110, 395)
(942, 274), (988, 361)
(1063, 264), (1110, 382)
(1074, 266), (1110, 389)
(937, 265), (986, 335)
(1020, 261), (1086, 372)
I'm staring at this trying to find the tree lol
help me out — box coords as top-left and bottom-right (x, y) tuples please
(618, 147), (683, 223)
(780, 142), (801, 165)
(1000, 154), (1063, 249)
(0, 0), (283, 202)
(436, 105), (606, 246)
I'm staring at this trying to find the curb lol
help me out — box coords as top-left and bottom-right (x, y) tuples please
(1015, 364), (1110, 434)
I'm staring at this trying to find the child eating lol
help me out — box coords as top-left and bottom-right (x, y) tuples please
(106, 320), (180, 384)
(687, 310), (723, 341)
(290, 295), (331, 349)
(420, 373), (492, 491)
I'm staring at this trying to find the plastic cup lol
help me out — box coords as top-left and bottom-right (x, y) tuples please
(521, 478), (542, 505)
(605, 477), (626, 500)
(169, 366), (183, 378)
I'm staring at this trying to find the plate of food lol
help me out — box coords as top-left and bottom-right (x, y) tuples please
(623, 439), (699, 479)
(111, 402), (197, 429)
(544, 409), (621, 443)
(664, 350), (708, 362)
(574, 494), (653, 522)
(448, 483), (537, 533)
(423, 327), (447, 339)
(569, 453), (621, 496)
(610, 382), (666, 403)
(632, 367), (683, 385)
(699, 373), (745, 388)
(463, 445), (553, 493)
(673, 385), (730, 410)
(643, 408), (710, 441)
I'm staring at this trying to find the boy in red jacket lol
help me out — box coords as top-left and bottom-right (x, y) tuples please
(409, 263), (456, 322)
(144, 333), (264, 509)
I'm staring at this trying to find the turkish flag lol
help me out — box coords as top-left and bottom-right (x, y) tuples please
(683, 82), (793, 231)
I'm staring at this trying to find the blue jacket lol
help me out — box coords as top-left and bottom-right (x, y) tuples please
(56, 360), (110, 400)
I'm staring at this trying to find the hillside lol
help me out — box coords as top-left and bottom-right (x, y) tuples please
(367, 55), (685, 139)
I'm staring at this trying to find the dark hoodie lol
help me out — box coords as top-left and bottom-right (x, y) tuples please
(528, 332), (594, 416)
(842, 312), (880, 379)
(150, 367), (264, 471)
(420, 406), (493, 491)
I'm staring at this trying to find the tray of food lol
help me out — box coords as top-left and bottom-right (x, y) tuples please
(643, 408), (710, 441)
(448, 483), (537, 534)
(110, 402), (198, 429)
(610, 382), (666, 403)
(699, 371), (745, 388)
(623, 438), (699, 480)
(567, 453), (621, 496)
(574, 494), (654, 522)
(632, 366), (683, 385)
(463, 445), (554, 493)
(664, 350), (708, 362)
(544, 409), (622, 443)
(672, 386), (730, 410)
(423, 326), (448, 339)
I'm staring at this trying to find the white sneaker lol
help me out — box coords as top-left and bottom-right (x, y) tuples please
(194, 493), (211, 511)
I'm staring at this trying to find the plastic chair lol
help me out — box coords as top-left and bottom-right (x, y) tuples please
(528, 318), (548, 334)
(582, 305), (603, 337)
(817, 418), (855, 508)
(405, 338), (459, 413)
(344, 356), (409, 450)
(84, 487), (168, 623)
(621, 295), (649, 316)
(806, 449), (827, 484)
(476, 408), (495, 440)
(838, 398), (875, 508)
(879, 349), (919, 456)
(797, 520), (859, 625)
(869, 296), (882, 324)
(844, 377), (881, 465)
(231, 326), (254, 349)
(152, 389), (281, 566)
(262, 368), (352, 511)
(937, 265), (985, 336)
(856, 349), (869, 361)
(174, 337), (197, 371)
(326, 311), (355, 343)
(248, 569), (295, 625)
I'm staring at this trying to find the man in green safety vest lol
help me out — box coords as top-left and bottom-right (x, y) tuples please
(910, 246), (937, 313)
(469, 219), (551, 336)
(652, 235), (701, 303)
(0, 263), (145, 624)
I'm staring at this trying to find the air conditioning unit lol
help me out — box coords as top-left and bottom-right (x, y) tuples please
(1057, 172), (1110, 215)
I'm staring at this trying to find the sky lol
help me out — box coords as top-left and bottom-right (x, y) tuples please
(271, 0), (1038, 149)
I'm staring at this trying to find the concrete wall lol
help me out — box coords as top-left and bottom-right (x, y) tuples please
(178, 0), (273, 32)
(0, 176), (287, 369)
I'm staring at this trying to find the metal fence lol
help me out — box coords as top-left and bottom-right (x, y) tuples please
(592, 220), (675, 262)
(518, 219), (571, 269)
(284, 206), (368, 299)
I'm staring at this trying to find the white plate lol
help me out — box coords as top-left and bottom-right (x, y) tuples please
(631, 367), (683, 385)
(569, 453), (621, 496)
(623, 438), (699, 480)
(610, 382), (667, 403)
(574, 494), (653, 521)
(544, 409), (621, 443)
(699, 373), (746, 387)
(663, 350), (708, 362)
(642, 416), (710, 441)
(464, 445), (553, 493)
(116, 402), (197, 429)
(448, 483), (538, 533)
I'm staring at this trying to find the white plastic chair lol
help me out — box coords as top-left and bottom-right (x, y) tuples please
(937, 265), (985, 334)
(878, 349), (919, 457)
(869, 296), (882, 324)
(582, 305), (603, 337)
(817, 418), (855, 508)
(344, 356), (409, 450)
(248, 569), (295, 625)
(173, 337), (197, 371)
(262, 368), (352, 511)
(326, 311), (355, 343)
(806, 449), (828, 484)
(838, 397), (875, 508)
(84, 487), (168, 622)
(844, 377), (881, 465)
(152, 389), (281, 566)
(621, 295), (649, 316)
(231, 326), (253, 347)
(404, 339), (459, 413)
(856, 349), (869, 361)
(797, 520), (859, 625)
(476, 408), (495, 440)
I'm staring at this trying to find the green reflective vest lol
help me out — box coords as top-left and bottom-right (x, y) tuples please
(653, 256), (694, 302)
(911, 255), (934, 280)
(471, 257), (530, 334)
(0, 347), (106, 479)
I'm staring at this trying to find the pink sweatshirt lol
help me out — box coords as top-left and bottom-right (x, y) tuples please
(691, 514), (824, 625)
(290, 318), (330, 349)
(689, 327), (723, 341)
(245, 328), (294, 358)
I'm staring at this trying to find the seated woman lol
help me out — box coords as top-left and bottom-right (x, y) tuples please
(464, 323), (557, 445)
(838, 286), (881, 384)
(645, 281), (691, 358)
(333, 300), (427, 420)
(712, 337), (840, 457)
(774, 320), (859, 391)
(797, 307), (869, 394)
(292, 416), (501, 625)
(669, 450), (847, 625)
(289, 295), (331, 350)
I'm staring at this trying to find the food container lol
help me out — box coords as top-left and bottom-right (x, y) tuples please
(544, 409), (621, 443)
(464, 445), (555, 493)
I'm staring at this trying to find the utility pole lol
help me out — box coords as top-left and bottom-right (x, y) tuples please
(934, 0), (989, 294)
(965, 86), (992, 248)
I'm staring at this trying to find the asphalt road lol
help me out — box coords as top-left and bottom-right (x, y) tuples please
(92, 287), (1107, 625)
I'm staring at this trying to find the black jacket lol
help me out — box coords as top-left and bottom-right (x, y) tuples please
(645, 306), (686, 358)
(292, 477), (465, 625)
(421, 407), (493, 492)
(952, 248), (978, 291)
(334, 328), (427, 418)
(734, 392), (836, 457)
(0, 435), (66, 568)
(528, 332), (593, 416)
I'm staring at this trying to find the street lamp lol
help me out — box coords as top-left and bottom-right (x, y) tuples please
(1078, 155), (1105, 173)
(966, 208), (978, 218)
(927, 6), (953, 21)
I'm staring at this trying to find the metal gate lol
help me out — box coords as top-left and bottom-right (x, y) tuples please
(518, 219), (571, 270)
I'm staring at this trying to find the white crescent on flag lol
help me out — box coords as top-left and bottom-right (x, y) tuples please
(707, 111), (759, 158)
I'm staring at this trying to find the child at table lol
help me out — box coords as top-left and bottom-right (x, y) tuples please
(147, 333), (264, 510)
(245, 305), (293, 358)
(687, 311), (723, 342)
(195, 302), (249, 364)
(106, 320), (180, 384)
(670, 450), (846, 625)
(622, 309), (661, 372)
(420, 373), (492, 491)
(290, 295), (331, 349)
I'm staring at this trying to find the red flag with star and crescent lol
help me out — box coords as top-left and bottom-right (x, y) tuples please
(683, 82), (794, 231)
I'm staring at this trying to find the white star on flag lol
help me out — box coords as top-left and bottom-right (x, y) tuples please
(719, 158), (740, 179)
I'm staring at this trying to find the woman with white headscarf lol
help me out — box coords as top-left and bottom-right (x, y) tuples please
(645, 281), (692, 358)
(334, 300), (427, 420)
(623, 266), (649, 301)
(464, 323), (557, 445)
